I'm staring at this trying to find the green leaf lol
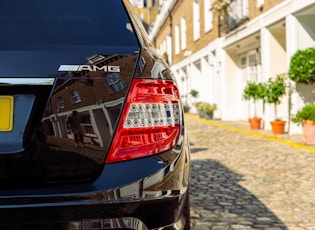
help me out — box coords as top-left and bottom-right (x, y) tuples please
(289, 47), (315, 84)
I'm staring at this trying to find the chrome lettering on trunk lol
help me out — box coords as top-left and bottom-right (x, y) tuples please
(58, 65), (120, 72)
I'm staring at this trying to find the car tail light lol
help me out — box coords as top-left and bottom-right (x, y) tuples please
(106, 78), (182, 163)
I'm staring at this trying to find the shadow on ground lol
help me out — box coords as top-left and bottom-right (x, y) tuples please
(190, 159), (287, 229)
(190, 147), (208, 154)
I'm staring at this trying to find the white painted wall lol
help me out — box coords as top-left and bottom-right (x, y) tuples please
(170, 0), (315, 133)
(222, 50), (242, 120)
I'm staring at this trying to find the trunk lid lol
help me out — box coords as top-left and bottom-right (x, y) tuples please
(0, 0), (140, 187)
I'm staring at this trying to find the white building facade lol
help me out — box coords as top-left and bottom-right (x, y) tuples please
(150, 0), (315, 134)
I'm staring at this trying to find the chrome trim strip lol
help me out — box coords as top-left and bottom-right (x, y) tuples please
(0, 78), (55, 85)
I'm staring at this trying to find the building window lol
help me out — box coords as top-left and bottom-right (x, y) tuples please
(204, 0), (213, 32)
(159, 40), (166, 56)
(193, 0), (200, 41)
(56, 96), (64, 109)
(131, 0), (144, 8)
(227, 0), (249, 30)
(87, 54), (105, 64)
(70, 90), (81, 104)
(135, 56), (146, 76)
(180, 17), (187, 50)
(175, 24), (180, 55)
(240, 49), (261, 82)
(256, 0), (264, 8)
(104, 73), (126, 94)
(248, 50), (261, 82)
(166, 34), (172, 65)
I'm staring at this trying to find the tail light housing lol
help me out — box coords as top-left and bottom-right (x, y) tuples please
(106, 78), (182, 163)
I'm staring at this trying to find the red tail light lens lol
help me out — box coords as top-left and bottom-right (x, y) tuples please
(106, 79), (182, 163)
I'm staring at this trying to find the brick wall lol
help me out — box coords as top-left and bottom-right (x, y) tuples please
(152, 0), (284, 65)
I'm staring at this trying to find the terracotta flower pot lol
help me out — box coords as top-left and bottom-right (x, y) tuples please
(302, 120), (315, 145)
(270, 120), (286, 135)
(248, 117), (262, 130)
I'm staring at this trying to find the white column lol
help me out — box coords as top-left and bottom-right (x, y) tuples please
(286, 14), (299, 65)
(286, 14), (301, 134)
(260, 27), (272, 129)
(260, 27), (271, 82)
(89, 109), (104, 147)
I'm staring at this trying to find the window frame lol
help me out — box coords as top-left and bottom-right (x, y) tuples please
(69, 90), (82, 104)
(174, 24), (180, 55)
(104, 73), (126, 94)
(193, 0), (200, 41)
(56, 96), (64, 109)
(204, 0), (213, 33)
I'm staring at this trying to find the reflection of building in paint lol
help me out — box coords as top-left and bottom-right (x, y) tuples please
(42, 54), (138, 148)
(43, 97), (125, 148)
(107, 151), (182, 200)
(84, 217), (144, 229)
(79, 217), (145, 229)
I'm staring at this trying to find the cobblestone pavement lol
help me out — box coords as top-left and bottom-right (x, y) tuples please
(185, 114), (315, 230)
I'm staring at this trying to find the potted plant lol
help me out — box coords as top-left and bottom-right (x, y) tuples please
(265, 74), (287, 135)
(291, 102), (315, 144)
(189, 89), (199, 110)
(196, 102), (217, 119)
(189, 89), (199, 98)
(202, 102), (217, 120)
(195, 102), (204, 117)
(289, 47), (315, 84)
(242, 81), (267, 129)
(183, 103), (190, 113)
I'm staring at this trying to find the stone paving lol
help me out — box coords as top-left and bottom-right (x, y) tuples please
(185, 114), (315, 230)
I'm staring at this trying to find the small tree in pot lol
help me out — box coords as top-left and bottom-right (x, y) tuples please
(242, 81), (267, 129)
(265, 74), (287, 135)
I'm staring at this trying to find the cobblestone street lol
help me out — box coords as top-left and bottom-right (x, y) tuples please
(186, 114), (315, 230)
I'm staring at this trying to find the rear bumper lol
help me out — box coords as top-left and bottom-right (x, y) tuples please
(0, 194), (187, 229)
(0, 217), (185, 230)
(0, 141), (190, 229)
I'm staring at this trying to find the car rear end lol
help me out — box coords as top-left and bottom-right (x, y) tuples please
(0, 0), (190, 229)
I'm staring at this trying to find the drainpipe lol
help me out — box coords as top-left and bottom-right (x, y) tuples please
(169, 11), (172, 66)
(218, 15), (221, 37)
(147, 0), (151, 31)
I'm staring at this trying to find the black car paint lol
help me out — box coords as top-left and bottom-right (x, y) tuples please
(0, 0), (190, 229)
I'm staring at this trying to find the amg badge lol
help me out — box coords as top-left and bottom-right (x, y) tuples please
(58, 65), (120, 72)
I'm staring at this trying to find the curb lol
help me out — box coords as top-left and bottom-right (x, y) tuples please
(185, 113), (315, 153)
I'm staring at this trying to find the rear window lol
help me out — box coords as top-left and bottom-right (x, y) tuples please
(0, 0), (138, 47)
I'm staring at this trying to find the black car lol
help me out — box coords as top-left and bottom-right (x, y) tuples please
(0, 0), (190, 229)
